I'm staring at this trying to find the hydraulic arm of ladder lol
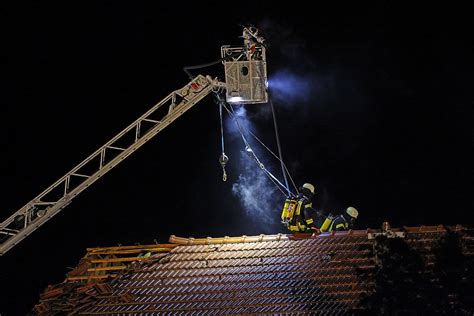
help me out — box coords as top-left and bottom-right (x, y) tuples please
(0, 75), (222, 256)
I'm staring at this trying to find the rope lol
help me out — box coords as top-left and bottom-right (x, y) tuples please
(221, 101), (298, 197)
(183, 59), (223, 80)
(188, 53), (297, 196)
(219, 100), (225, 154)
(269, 98), (290, 197)
(263, 169), (289, 197)
(218, 96), (228, 181)
(247, 129), (299, 196)
(183, 52), (242, 80)
(222, 102), (290, 197)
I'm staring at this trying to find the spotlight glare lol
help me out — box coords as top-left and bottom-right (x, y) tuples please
(228, 96), (244, 103)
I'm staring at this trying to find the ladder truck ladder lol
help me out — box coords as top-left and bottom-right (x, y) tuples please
(0, 25), (268, 256)
(0, 75), (221, 255)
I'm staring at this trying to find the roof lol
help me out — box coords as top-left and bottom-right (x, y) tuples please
(33, 224), (474, 315)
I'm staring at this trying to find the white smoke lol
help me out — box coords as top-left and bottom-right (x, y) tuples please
(268, 70), (317, 105)
(231, 152), (281, 227)
(226, 105), (283, 232)
(224, 106), (253, 140)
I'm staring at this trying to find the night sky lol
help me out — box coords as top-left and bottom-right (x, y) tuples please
(1, 2), (472, 314)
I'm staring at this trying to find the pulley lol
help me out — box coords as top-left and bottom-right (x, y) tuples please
(219, 153), (229, 181)
(245, 145), (253, 157)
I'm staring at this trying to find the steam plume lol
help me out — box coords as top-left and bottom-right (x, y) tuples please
(226, 105), (282, 232)
(268, 70), (319, 105)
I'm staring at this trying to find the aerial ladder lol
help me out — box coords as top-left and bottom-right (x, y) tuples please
(0, 26), (268, 256)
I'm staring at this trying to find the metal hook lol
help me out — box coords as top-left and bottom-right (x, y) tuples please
(219, 153), (229, 182)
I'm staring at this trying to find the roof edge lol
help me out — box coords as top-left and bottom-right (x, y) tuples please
(169, 224), (472, 245)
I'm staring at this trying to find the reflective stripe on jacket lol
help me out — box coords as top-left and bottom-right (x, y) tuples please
(328, 215), (349, 232)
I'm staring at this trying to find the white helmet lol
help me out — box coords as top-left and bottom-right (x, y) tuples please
(302, 183), (315, 195)
(346, 206), (359, 219)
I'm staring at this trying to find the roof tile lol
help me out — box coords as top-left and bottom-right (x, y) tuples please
(33, 225), (474, 315)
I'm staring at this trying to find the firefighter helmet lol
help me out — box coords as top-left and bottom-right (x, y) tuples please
(346, 206), (359, 219)
(302, 183), (315, 195)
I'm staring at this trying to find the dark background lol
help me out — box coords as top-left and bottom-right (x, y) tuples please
(0, 2), (472, 314)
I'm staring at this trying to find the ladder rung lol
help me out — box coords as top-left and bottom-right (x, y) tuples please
(33, 201), (55, 205)
(0, 229), (18, 236)
(1, 227), (19, 233)
(71, 173), (91, 178)
(106, 146), (126, 151)
(142, 118), (160, 124)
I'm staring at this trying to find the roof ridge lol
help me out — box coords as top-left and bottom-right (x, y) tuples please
(169, 233), (290, 245)
(169, 224), (471, 245)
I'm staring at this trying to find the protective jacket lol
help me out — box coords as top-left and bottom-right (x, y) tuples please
(321, 214), (353, 232)
(282, 194), (321, 233)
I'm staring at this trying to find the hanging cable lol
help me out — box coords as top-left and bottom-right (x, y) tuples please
(269, 98), (291, 197)
(183, 52), (242, 80)
(217, 95), (228, 181)
(246, 129), (299, 195)
(183, 59), (223, 80)
(220, 101), (298, 197)
(222, 103), (290, 197)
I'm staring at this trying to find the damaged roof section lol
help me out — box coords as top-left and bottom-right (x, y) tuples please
(34, 224), (474, 315)
(33, 243), (176, 314)
(66, 244), (176, 281)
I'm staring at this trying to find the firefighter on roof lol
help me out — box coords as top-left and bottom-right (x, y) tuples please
(281, 183), (324, 233)
(320, 206), (359, 232)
